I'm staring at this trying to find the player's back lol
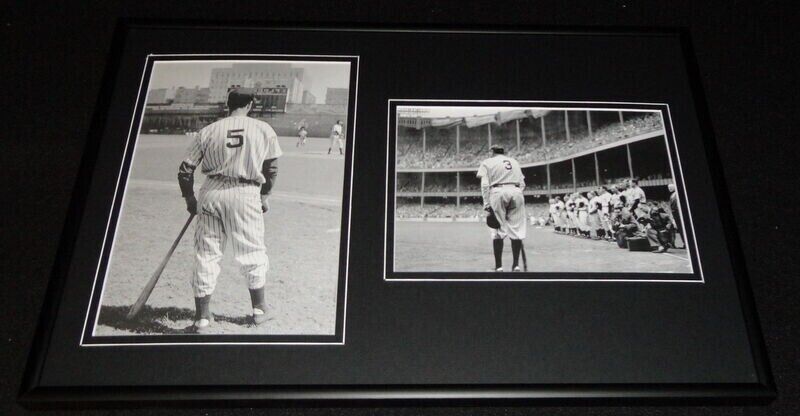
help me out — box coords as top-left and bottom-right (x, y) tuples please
(197, 115), (281, 181)
(478, 155), (524, 186)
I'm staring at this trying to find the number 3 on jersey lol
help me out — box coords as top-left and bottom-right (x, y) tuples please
(226, 129), (244, 148)
(503, 159), (512, 170)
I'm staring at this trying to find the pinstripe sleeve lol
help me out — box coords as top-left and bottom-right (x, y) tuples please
(178, 130), (205, 198)
(183, 130), (205, 167)
(264, 129), (283, 160)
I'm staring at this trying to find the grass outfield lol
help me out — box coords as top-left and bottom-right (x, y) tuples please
(393, 221), (692, 274)
(94, 134), (345, 336)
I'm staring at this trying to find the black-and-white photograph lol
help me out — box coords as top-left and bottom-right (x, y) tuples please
(84, 56), (356, 342)
(386, 101), (699, 279)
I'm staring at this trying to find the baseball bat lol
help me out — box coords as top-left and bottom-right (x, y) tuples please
(520, 241), (528, 271)
(126, 214), (195, 320)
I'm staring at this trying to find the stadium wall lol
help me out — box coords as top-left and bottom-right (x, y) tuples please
(141, 103), (347, 137)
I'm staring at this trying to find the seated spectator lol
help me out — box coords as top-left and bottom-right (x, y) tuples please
(636, 201), (676, 253)
(610, 203), (640, 248)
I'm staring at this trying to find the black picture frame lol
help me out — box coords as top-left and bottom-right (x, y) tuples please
(78, 53), (357, 347)
(20, 21), (775, 407)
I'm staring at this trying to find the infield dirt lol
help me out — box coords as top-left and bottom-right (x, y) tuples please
(94, 134), (346, 336)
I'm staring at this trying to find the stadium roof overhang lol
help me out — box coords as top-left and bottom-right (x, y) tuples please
(399, 109), (551, 130)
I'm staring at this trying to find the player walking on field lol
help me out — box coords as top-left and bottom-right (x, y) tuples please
(478, 145), (527, 272)
(178, 89), (283, 334)
(297, 125), (308, 147)
(328, 120), (344, 155)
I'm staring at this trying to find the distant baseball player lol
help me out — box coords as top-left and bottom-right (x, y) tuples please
(296, 125), (308, 147)
(548, 198), (559, 232)
(328, 120), (344, 155)
(627, 179), (647, 210)
(178, 88), (283, 334)
(587, 191), (602, 239)
(608, 185), (621, 210)
(575, 192), (590, 237)
(553, 196), (565, 233)
(668, 183), (684, 248)
(478, 145), (526, 272)
(597, 186), (613, 240)
(565, 194), (577, 235)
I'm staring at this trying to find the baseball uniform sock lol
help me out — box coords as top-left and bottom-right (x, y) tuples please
(493, 239), (504, 269)
(194, 295), (212, 322)
(511, 239), (522, 268)
(249, 287), (269, 325)
(328, 148), (331, 154)
(249, 287), (266, 313)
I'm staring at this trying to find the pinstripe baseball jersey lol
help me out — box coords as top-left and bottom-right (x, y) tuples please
(331, 123), (343, 137)
(183, 115), (283, 183)
(476, 155), (526, 188)
(628, 186), (647, 204)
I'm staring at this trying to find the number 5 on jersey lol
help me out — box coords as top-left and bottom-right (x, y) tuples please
(226, 129), (244, 148)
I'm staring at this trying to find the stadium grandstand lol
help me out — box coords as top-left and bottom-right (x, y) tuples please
(395, 108), (672, 220)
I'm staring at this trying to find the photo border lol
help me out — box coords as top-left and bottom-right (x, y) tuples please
(384, 99), (703, 282)
(79, 53), (360, 346)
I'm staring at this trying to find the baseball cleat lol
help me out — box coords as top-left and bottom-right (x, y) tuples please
(513, 266), (521, 272)
(191, 317), (214, 334)
(494, 267), (503, 272)
(252, 308), (269, 326)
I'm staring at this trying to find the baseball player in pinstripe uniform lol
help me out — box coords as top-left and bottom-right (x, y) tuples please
(478, 145), (527, 272)
(178, 89), (282, 334)
(328, 120), (344, 155)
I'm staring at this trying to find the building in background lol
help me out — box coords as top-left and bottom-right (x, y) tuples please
(302, 90), (317, 104)
(325, 88), (349, 105)
(173, 86), (210, 104)
(208, 63), (307, 104)
(146, 87), (177, 105)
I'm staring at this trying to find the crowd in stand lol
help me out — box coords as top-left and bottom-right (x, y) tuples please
(395, 201), (552, 223)
(396, 113), (663, 170)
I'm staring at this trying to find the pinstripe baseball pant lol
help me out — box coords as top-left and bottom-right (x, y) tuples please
(330, 133), (344, 150)
(577, 210), (589, 232)
(489, 186), (527, 240)
(192, 176), (268, 297)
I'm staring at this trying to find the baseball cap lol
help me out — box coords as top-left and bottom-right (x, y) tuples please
(490, 144), (505, 154)
(227, 88), (255, 110)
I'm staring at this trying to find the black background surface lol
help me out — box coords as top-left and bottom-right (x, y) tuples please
(2, 1), (798, 415)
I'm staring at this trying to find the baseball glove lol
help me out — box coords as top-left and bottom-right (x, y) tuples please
(486, 208), (501, 229)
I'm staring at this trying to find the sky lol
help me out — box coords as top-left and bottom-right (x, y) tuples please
(147, 60), (351, 104)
